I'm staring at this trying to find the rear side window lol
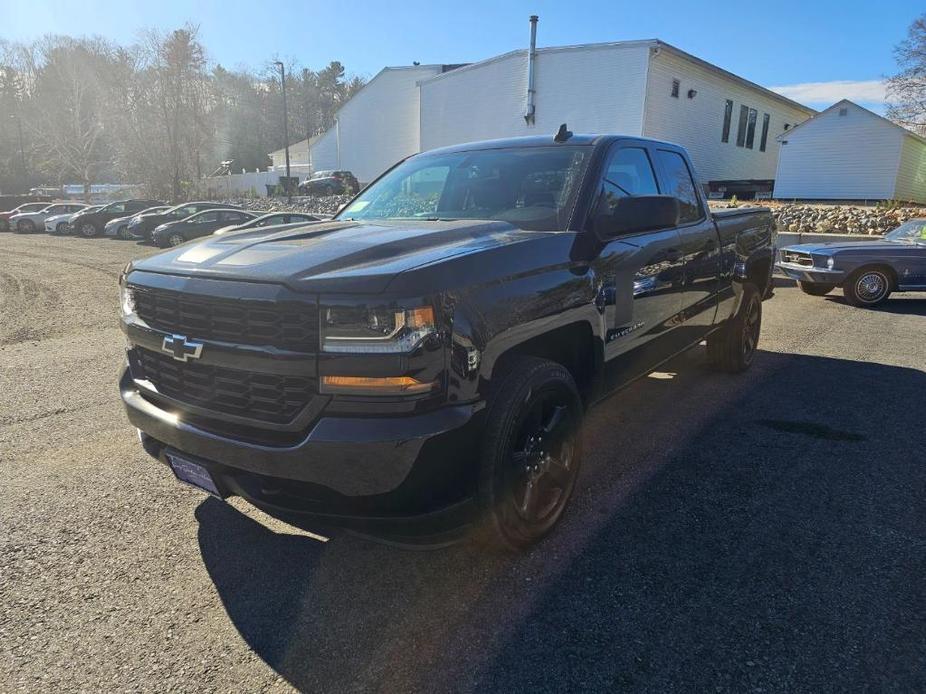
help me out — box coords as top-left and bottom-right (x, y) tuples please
(655, 150), (703, 224)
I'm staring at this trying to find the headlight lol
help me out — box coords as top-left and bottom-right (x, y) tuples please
(322, 303), (437, 353)
(120, 284), (136, 317)
(826, 256), (835, 270)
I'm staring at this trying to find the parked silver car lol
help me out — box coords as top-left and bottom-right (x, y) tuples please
(105, 206), (170, 239)
(11, 202), (87, 233)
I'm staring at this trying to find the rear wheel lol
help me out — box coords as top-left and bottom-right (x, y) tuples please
(79, 222), (99, 238)
(798, 281), (835, 296)
(707, 283), (762, 373)
(476, 357), (583, 552)
(844, 267), (892, 307)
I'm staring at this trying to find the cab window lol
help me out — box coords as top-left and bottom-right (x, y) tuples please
(598, 147), (660, 220)
(654, 150), (704, 224)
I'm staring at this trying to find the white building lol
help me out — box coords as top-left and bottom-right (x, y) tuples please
(773, 100), (926, 203)
(419, 40), (813, 192)
(270, 64), (464, 182)
(295, 36), (812, 192)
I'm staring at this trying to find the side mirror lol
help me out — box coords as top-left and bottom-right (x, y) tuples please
(594, 195), (680, 239)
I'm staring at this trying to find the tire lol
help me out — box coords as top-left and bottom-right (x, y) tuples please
(16, 219), (35, 234)
(167, 232), (185, 247)
(79, 222), (99, 238)
(798, 281), (835, 296)
(707, 283), (762, 373)
(117, 226), (128, 239)
(476, 356), (583, 552)
(843, 267), (892, 307)
(55, 222), (69, 234)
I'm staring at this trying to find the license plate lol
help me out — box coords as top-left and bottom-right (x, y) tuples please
(166, 453), (222, 498)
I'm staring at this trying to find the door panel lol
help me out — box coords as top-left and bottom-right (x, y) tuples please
(591, 143), (688, 388)
(653, 149), (721, 338)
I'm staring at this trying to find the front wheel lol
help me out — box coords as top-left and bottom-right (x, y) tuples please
(844, 268), (892, 307)
(707, 283), (762, 373)
(16, 219), (35, 233)
(167, 232), (185, 247)
(798, 281), (835, 296)
(79, 222), (99, 238)
(55, 222), (69, 234)
(476, 357), (583, 552)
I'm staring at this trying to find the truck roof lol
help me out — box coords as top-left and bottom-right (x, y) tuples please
(417, 133), (684, 157)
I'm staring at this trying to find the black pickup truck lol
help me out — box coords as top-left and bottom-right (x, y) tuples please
(119, 131), (774, 550)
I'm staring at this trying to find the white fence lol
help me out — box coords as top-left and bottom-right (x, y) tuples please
(201, 165), (315, 198)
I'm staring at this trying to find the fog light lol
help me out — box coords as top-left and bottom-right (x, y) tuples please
(321, 375), (436, 395)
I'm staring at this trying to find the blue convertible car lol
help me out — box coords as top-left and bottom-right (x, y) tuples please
(777, 218), (926, 307)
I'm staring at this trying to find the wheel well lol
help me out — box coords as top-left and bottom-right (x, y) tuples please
(747, 255), (772, 295)
(491, 322), (600, 401)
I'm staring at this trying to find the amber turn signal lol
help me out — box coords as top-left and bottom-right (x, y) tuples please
(321, 375), (436, 395)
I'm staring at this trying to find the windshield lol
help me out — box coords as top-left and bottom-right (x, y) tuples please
(885, 219), (926, 244)
(337, 145), (591, 231)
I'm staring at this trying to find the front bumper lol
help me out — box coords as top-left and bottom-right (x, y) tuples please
(120, 367), (483, 521)
(776, 261), (846, 284)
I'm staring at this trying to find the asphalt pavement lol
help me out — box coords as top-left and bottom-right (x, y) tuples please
(1, 233), (924, 692)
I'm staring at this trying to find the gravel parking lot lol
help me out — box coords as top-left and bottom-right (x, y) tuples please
(2, 233), (924, 693)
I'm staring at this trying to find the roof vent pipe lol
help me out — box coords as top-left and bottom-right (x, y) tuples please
(524, 15), (538, 125)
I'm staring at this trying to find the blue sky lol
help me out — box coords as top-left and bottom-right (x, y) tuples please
(2, 0), (919, 113)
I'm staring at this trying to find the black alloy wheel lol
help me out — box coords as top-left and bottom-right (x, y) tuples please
(478, 357), (583, 551)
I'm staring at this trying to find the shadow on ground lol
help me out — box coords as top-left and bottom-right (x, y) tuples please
(196, 349), (926, 693)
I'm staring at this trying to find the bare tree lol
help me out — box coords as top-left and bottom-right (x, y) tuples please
(887, 14), (926, 135)
(20, 37), (115, 200)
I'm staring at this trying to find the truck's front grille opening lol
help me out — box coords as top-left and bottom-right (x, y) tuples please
(132, 287), (318, 352)
(134, 348), (313, 424)
(781, 250), (814, 267)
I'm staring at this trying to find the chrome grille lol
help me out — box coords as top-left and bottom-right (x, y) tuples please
(781, 250), (814, 267)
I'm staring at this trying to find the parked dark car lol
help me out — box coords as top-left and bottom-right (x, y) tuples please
(124, 201), (242, 241)
(119, 132), (775, 550)
(298, 170), (360, 196)
(48, 205), (103, 235)
(211, 211), (325, 235)
(777, 218), (926, 306)
(151, 209), (258, 247)
(71, 199), (164, 238)
(105, 206), (169, 239)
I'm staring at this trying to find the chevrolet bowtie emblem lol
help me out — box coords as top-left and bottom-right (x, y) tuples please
(162, 334), (204, 362)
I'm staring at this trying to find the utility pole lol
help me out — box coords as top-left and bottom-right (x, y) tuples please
(274, 61), (292, 202)
(10, 112), (27, 191)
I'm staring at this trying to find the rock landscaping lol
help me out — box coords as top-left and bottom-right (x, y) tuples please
(710, 201), (923, 235)
(218, 194), (354, 217)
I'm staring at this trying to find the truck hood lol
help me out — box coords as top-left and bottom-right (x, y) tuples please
(129, 219), (549, 293)
(783, 240), (904, 254)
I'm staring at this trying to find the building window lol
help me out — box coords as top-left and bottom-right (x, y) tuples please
(721, 100), (733, 143)
(745, 108), (757, 149)
(736, 105), (749, 147)
(759, 113), (770, 152)
(671, 79), (680, 98)
(839, 107), (848, 116)
(784, 123), (790, 130)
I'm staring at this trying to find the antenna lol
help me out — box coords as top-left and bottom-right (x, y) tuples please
(554, 123), (573, 143)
